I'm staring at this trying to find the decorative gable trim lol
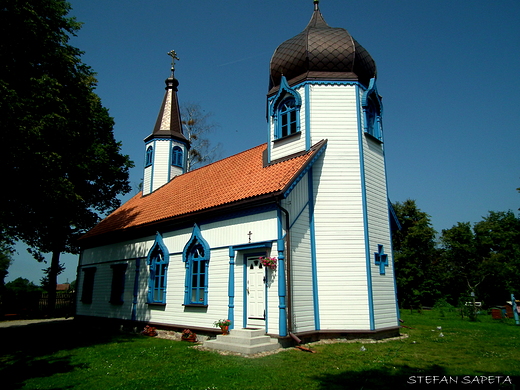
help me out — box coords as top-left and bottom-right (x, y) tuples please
(269, 76), (302, 117)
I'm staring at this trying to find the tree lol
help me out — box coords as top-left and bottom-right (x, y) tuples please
(439, 222), (482, 306)
(181, 103), (222, 171)
(0, 0), (133, 313)
(473, 211), (520, 303)
(440, 211), (520, 306)
(0, 247), (13, 293)
(392, 199), (440, 308)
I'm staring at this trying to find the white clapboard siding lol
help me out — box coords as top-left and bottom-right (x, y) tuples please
(143, 165), (152, 196)
(308, 83), (371, 330)
(283, 173), (315, 333)
(363, 135), (398, 329)
(151, 140), (171, 191)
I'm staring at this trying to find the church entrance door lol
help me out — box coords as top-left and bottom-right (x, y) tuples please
(246, 256), (265, 328)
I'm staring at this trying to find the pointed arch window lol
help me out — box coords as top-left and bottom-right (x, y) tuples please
(362, 78), (383, 141)
(183, 225), (210, 306)
(172, 146), (183, 167)
(147, 233), (169, 304)
(277, 98), (299, 138)
(145, 146), (154, 167)
(270, 76), (302, 140)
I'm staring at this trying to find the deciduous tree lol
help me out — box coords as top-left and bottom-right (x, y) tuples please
(181, 103), (222, 171)
(0, 0), (133, 312)
(392, 199), (440, 308)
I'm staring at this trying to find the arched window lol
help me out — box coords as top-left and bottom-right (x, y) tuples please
(145, 146), (154, 167)
(362, 78), (383, 141)
(277, 97), (298, 138)
(270, 77), (301, 140)
(172, 146), (183, 167)
(183, 225), (210, 306)
(147, 233), (169, 304)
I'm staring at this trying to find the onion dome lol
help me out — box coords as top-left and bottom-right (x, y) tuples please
(269, 0), (376, 92)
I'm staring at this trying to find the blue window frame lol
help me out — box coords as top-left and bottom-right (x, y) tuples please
(172, 146), (183, 167)
(270, 76), (302, 140)
(183, 225), (210, 306)
(147, 233), (169, 304)
(145, 145), (154, 167)
(109, 263), (127, 305)
(362, 78), (383, 141)
(277, 98), (298, 138)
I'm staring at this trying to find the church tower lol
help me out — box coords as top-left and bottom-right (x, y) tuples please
(269, 0), (397, 331)
(142, 50), (189, 196)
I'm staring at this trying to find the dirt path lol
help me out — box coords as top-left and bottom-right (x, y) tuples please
(0, 317), (72, 328)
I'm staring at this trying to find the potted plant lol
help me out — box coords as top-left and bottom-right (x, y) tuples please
(259, 256), (277, 270)
(181, 329), (197, 342)
(214, 319), (231, 334)
(141, 325), (157, 337)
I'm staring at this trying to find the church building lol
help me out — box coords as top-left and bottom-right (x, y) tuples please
(77, 1), (400, 342)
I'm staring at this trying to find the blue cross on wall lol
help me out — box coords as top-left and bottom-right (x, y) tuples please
(374, 244), (388, 275)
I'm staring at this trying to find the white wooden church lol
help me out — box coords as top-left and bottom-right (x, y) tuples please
(77, 1), (400, 342)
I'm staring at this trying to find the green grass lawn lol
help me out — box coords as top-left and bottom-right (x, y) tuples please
(1, 309), (519, 389)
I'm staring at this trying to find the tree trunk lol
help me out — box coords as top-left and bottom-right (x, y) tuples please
(47, 250), (61, 316)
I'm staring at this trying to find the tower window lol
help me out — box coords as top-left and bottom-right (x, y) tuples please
(276, 97), (299, 138)
(145, 146), (154, 167)
(172, 146), (183, 167)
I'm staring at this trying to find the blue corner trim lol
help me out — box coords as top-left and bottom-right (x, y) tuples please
(227, 249), (235, 328)
(277, 208), (288, 337)
(308, 169), (320, 330)
(305, 83), (311, 151)
(131, 258), (141, 321)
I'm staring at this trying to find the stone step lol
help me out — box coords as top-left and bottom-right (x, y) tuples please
(203, 328), (281, 355)
(204, 339), (280, 355)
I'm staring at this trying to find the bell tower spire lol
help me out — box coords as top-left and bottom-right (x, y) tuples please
(143, 50), (190, 196)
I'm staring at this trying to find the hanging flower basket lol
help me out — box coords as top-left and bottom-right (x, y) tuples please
(259, 256), (277, 270)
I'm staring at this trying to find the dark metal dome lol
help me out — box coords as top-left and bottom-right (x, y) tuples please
(269, 1), (377, 92)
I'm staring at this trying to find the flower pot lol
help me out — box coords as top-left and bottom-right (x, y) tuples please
(220, 325), (229, 335)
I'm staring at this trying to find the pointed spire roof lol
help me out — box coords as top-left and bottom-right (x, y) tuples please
(144, 51), (188, 143)
(269, 0), (376, 92)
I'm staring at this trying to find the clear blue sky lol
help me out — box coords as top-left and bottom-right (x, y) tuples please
(7, 0), (520, 285)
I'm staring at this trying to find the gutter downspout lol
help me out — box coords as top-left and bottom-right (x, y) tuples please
(278, 202), (294, 338)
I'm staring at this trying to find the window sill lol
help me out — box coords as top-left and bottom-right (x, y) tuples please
(364, 132), (383, 144)
(273, 131), (301, 143)
(182, 304), (208, 308)
(147, 302), (166, 306)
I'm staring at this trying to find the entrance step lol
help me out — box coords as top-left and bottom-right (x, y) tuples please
(203, 328), (281, 355)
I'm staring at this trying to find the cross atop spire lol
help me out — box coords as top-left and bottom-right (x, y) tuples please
(314, 0), (320, 11)
(167, 50), (180, 73)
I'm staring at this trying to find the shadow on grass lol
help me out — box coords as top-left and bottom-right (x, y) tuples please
(0, 319), (136, 389)
(311, 364), (446, 389)
(312, 365), (517, 389)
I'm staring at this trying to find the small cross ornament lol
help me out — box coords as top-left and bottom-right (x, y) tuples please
(374, 244), (388, 275)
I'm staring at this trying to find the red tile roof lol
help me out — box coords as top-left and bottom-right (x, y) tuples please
(81, 140), (326, 242)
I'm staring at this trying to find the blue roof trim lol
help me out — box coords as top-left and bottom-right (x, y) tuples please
(282, 141), (327, 198)
(388, 199), (402, 232)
